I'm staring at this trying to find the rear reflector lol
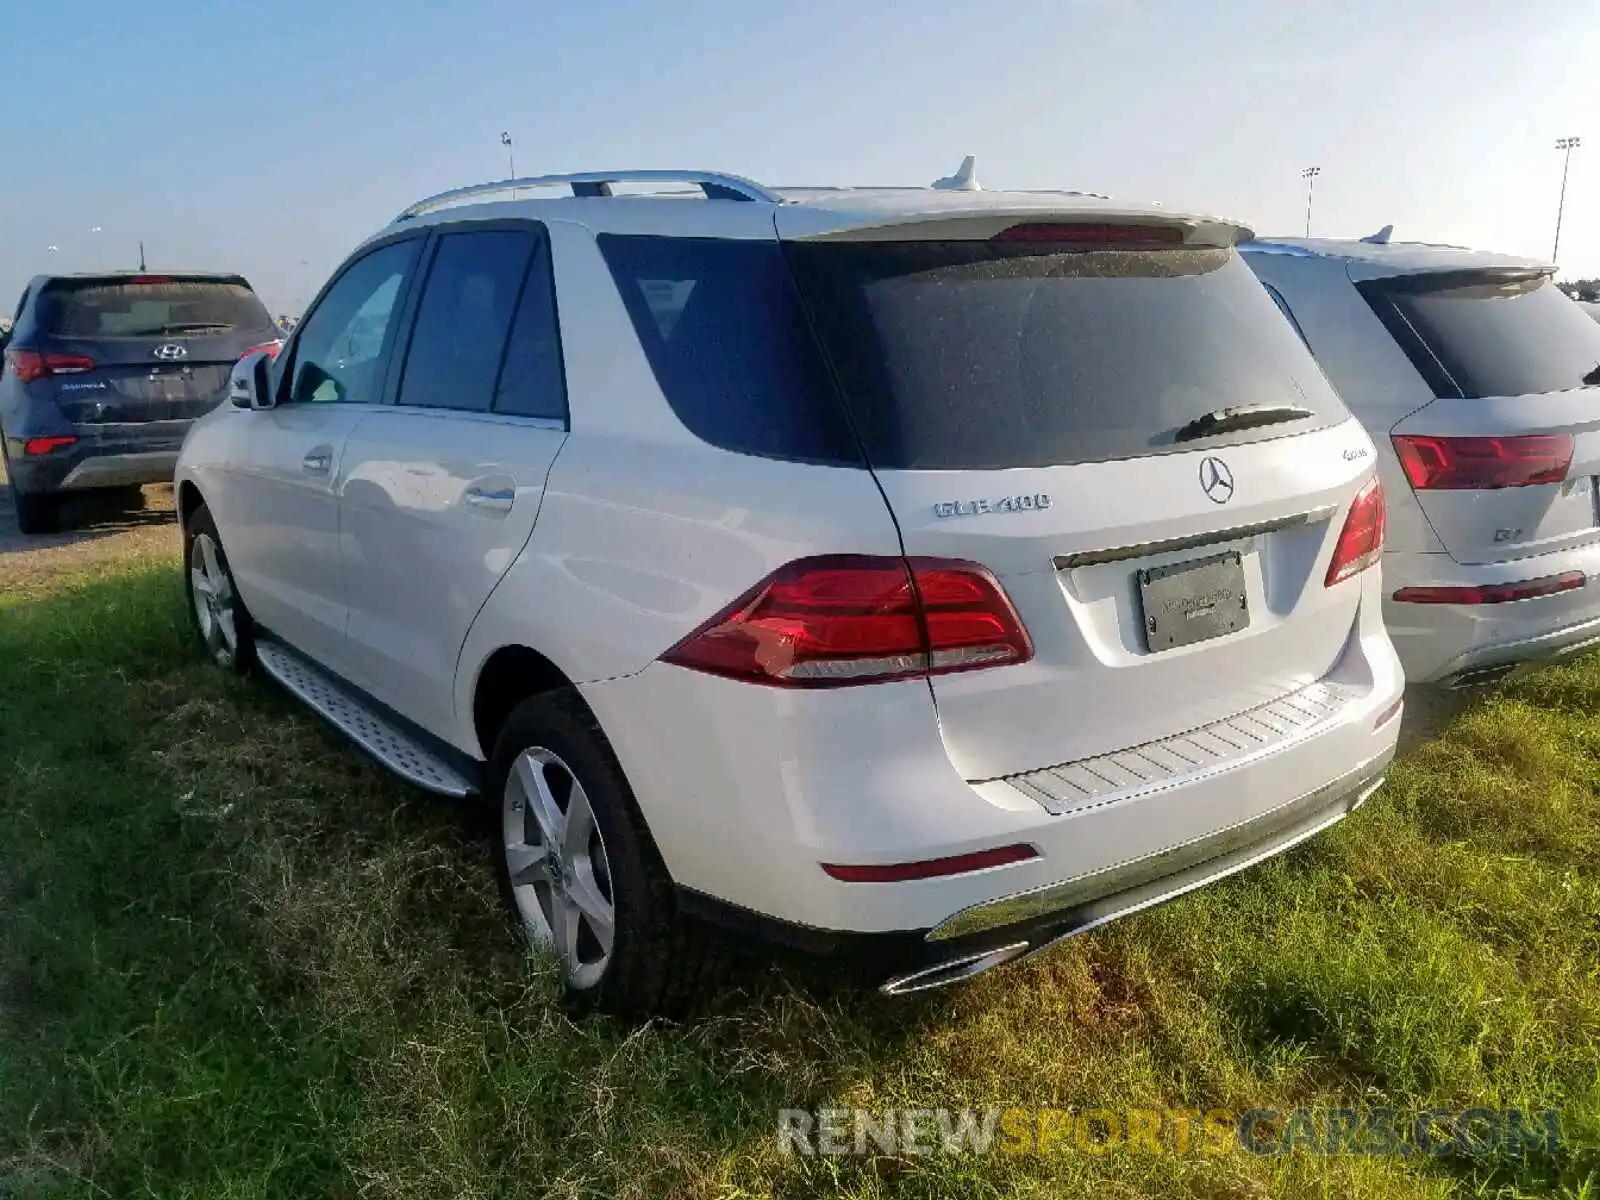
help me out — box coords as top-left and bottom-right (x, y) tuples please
(23, 435), (78, 456)
(1374, 696), (1404, 729)
(992, 223), (1186, 245)
(821, 844), (1039, 883)
(1392, 434), (1573, 490)
(1393, 572), (1585, 605)
(1325, 477), (1386, 586)
(660, 554), (1033, 687)
(4, 349), (96, 383)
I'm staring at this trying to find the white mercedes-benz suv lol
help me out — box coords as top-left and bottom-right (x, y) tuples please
(1246, 234), (1600, 687)
(175, 166), (1403, 1016)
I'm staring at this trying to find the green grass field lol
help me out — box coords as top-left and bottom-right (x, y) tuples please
(2, 557), (1597, 1198)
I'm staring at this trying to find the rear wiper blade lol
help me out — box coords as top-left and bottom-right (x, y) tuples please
(156, 322), (234, 334)
(1172, 404), (1317, 443)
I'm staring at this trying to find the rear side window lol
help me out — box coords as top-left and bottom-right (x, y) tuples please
(1359, 271), (1600, 399)
(596, 235), (862, 463)
(36, 278), (273, 338)
(397, 230), (536, 413)
(492, 238), (568, 422)
(784, 243), (1346, 470)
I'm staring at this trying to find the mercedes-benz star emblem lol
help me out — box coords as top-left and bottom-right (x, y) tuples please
(1198, 456), (1234, 504)
(153, 343), (188, 360)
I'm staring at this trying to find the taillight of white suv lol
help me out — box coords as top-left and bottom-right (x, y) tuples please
(660, 554), (1033, 686)
(1325, 478), (1386, 586)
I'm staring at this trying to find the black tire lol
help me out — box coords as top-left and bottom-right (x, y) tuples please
(488, 689), (724, 1019)
(11, 485), (59, 535)
(183, 502), (256, 673)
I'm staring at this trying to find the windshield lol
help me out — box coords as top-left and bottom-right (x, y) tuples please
(1362, 271), (1600, 398)
(783, 242), (1346, 470)
(37, 278), (274, 339)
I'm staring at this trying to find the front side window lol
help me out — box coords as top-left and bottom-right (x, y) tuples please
(289, 239), (421, 405)
(396, 230), (536, 413)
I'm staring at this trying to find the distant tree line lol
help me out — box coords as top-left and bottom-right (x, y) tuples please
(1558, 279), (1600, 302)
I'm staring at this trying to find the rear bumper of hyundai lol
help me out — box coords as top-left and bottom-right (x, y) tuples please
(1385, 543), (1600, 685)
(4, 420), (188, 495)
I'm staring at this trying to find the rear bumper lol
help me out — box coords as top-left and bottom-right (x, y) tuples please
(4, 420), (188, 494)
(678, 746), (1392, 992)
(582, 615), (1404, 947)
(1385, 543), (1600, 684)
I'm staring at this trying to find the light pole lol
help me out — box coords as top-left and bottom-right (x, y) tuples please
(502, 131), (516, 198)
(90, 226), (103, 269)
(1301, 166), (1322, 238)
(1553, 136), (1581, 263)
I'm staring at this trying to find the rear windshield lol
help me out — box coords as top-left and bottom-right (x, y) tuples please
(37, 278), (274, 339)
(598, 235), (1345, 470)
(786, 243), (1345, 469)
(1361, 271), (1600, 399)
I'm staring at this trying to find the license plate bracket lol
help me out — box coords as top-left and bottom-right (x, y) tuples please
(1138, 551), (1249, 652)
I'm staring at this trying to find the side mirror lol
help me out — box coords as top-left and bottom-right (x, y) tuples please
(229, 350), (277, 410)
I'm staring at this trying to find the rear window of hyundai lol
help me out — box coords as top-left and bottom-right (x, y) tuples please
(1360, 271), (1600, 399)
(599, 235), (1345, 469)
(37, 278), (274, 339)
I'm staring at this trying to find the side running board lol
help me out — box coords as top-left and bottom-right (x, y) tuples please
(255, 641), (475, 798)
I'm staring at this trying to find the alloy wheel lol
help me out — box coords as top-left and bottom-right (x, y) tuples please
(503, 746), (617, 989)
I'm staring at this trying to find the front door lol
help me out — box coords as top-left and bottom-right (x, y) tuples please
(219, 236), (423, 669)
(338, 224), (568, 738)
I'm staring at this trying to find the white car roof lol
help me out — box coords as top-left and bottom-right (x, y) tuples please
(1243, 236), (1553, 281)
(381, 170), (1250, 248)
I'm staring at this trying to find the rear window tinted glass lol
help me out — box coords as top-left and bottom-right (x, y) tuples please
(37, 279), (273, 338)
(1361, 272), (1600, 399)
(596, 235), (862, 464)
(785, 243), (1345, 469)
(397, 230), (535, 413)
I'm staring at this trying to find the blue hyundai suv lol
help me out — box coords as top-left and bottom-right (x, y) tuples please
(1, 272), (281, 533)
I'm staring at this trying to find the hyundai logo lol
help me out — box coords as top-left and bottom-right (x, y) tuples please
(152, 343), (188, 360)
(1198, 456), (1235, 504)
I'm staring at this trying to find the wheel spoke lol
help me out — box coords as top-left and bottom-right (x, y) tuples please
(505, 844), (550, 887)
(512, 753), (566, 848)
(562, 779), (596, 860)
(214, 605), (237, 650)
(198, 535), (223, 586)
(190, 567), (214, 600)
(567, 862), (615, 957)
(550, 893), (582, 967)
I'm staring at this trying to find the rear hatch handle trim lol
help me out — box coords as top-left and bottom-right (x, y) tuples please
(1052, 505), (1337, 570)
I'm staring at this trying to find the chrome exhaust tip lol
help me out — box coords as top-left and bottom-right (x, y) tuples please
(879, 941), (1031, 996)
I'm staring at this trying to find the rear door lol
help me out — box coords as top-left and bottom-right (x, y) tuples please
(780, 226), (1372, 781)
(337, 223), (568, 737)
(31, 275), (279, 436)
(1361, 270), (1600, 564)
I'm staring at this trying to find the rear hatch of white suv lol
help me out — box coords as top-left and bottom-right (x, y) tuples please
(772, 208), (1382, 780)
(1359, 267), (1600, 568)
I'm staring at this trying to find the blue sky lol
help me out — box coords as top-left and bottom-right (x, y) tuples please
(2, 0), (1596, 314)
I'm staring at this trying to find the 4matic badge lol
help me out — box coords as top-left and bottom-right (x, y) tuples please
(933, 494), (1053, 519)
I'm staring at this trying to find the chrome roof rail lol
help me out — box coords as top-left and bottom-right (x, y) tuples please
(394, 170), (782, 221)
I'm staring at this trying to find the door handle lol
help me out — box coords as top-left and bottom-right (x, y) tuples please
(464, 484), (515, 513)
(302, 449), (332, 474)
